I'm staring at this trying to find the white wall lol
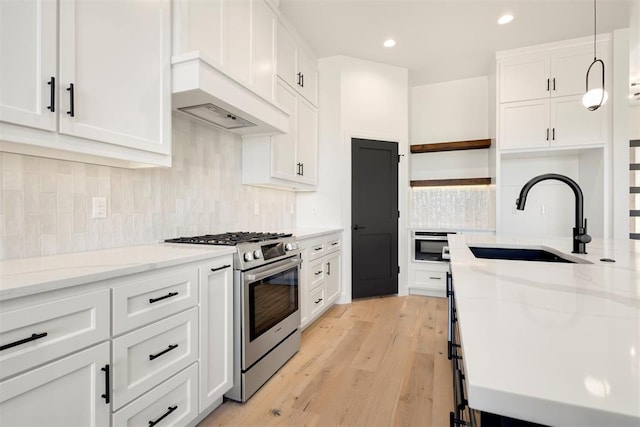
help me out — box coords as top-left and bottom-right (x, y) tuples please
(297, 55), (409, 302)
(409, 76), (495, 231)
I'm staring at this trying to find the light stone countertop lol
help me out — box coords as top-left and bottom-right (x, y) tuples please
(283, 228), (344, 240)
(448, 233), (640, 426)
(0, 244), (236, 301)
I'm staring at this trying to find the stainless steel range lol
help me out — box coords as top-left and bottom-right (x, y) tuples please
(165, 232), (301, 402)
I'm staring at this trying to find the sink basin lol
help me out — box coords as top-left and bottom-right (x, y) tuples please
(468, 245), (592, 264)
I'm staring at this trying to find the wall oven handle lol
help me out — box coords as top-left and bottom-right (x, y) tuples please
(245, 258), (302, 282)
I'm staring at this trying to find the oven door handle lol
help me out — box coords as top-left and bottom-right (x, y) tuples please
(245, 258), (302, 282)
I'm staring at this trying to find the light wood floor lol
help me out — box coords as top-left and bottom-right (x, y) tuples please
(199, 295), (452, 427)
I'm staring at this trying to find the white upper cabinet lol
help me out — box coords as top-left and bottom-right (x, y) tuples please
(277, 21), (318, 106)
(499, 41), (608, 103)
(58, 0), (170, 155)
(0, 0), (57, 131)
(296, 94), (318, 184)
(497, 36), (611, 151)
(251, 0), (276, 100)
(0, 0), (172, 167)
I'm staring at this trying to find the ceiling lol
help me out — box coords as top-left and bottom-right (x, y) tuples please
(278, 0), (634, 86)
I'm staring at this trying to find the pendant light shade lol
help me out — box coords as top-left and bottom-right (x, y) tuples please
(584, 0), (607, 111)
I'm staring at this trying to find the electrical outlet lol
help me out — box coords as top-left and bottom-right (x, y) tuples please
(92, 197), (107, 219)
(254, 202), (260, 215)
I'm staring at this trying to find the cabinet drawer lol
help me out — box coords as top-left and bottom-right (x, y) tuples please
(112, 267), (198, 335)
(413, 270), (447, 288)
(309, 259), (325, 289)
(112, 308), (198, 410)
(0, 289), (110, 380)
(325, 238), (341, 255)
(309, 285), (326, 318)
(308, 242), (325, 260)
(112, 363), (198, 427)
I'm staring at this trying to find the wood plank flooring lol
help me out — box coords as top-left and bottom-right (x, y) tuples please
(198, 295), (452, 427)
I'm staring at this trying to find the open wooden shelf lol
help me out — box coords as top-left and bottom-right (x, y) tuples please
(410, 138), (491, 154)
(410, 178), (492, 187)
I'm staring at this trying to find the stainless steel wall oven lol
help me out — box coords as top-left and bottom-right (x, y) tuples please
(412, 231), (455, 262)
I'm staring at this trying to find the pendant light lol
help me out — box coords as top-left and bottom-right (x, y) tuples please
(582, 0), (608, 111)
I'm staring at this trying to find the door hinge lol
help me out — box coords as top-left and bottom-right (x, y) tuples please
(398, 154), (404, 163)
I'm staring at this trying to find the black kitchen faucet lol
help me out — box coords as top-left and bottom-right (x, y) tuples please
(516, 173), (592, 254)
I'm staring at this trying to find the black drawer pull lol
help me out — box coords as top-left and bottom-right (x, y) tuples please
(149, 344), (178, 361)
(0, 332), (48, 352)
(429, 276), (442, 280)
(149, 292), (178, 304)
(314, 247), (322, 251)
(101, 364), (110, 404)
(149, 405), (178, 427)
(331, 242), (338, 246)
(47, 76), (55, 112)
(66, 83), (74, 117)
(314, 270), (322, 276)
(314, 298), (323, 304)
(210, 264), (231, 272)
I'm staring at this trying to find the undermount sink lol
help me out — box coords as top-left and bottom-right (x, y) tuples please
(468, 244), (592, 264)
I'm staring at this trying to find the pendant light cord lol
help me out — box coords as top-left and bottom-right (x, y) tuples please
(593, 0), (597, 60)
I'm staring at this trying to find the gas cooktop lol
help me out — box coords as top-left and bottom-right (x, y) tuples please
(164, 231), (293, 246)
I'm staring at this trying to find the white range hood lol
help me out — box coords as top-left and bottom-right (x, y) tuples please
(171, 52), (290, 135)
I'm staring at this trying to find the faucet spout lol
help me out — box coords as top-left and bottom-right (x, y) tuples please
(515, 173), (591, 254)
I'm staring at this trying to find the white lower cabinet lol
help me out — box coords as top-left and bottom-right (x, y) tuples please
(0, 341), (110, 427)
(112, 363), (199, 427)
(299, 232), (342, 329)
(408, 262), (449, 298)
(198, 257), (233, 412)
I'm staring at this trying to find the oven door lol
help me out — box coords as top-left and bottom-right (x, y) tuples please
(240, 255), (301, 369)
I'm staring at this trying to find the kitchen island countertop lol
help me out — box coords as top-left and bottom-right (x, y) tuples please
(448, 233), (640, 426)
(0, 244), (236, 301)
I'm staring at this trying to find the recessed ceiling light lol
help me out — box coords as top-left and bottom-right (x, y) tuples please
(383, 39), (396, 48)
(498, 14), (514, 25)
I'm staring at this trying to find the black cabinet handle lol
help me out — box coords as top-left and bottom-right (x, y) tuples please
(0, 332), (47, 352)
(326, 262), (331, 275)
(297, 72), (302, 86)
(66, 83), (74, 117)
(314, 298), (323, 304)
(149, 292), (178, 304)
(47, 76), (55, 112)
(149, 344), (178, 361)
(101, 364), (110, 404)
(300, 73), (304, 88)
(296, 162), (302, 176)
(210, 264), (231, 272)
(314, 247), (322, 251)
(546, 78), (550, 91)
(552, 77), (556, 91)
(546, 128), (549, 141)
(552, 128), (555, 140)
(148, 405), (178, 427)
(300, 162), (304, 176)
(314, 270), (322, 276)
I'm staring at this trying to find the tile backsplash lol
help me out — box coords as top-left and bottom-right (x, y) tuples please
(410, 186), (495, 230)
(0, 114), (296, 260)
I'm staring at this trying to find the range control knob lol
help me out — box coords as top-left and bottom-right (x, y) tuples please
(253, 250), (262, 259)
(285, 243), (293, 251)
(243, 252), (254, 262)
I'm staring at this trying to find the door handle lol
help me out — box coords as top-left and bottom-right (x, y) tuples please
(353, 224), (366, 230)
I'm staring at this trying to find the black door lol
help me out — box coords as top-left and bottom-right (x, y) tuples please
(351, 138), (398, 299)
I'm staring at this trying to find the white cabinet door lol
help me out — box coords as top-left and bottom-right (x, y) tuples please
(0, 0), (57, 131)
(499, 99), (550, 150)
(297, 50), (318, 106)
(224, 0), (251, 86)
(58, 0), (170, 155)
(272, 79), (298, 181)
(325, 252), (341, 303)
(499, 53), (550, 103)
(550, 45), (595, 97)
(551, 96), (608, 147)
(198, 258), (233, 413)
(176, 0), (224, 66)
(251, 0), (276, 100)
(276, 21), (298, 90)
(0, 342), (110, 427)
(296, 96), (318, 185)
(299, 247), (311, 328)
